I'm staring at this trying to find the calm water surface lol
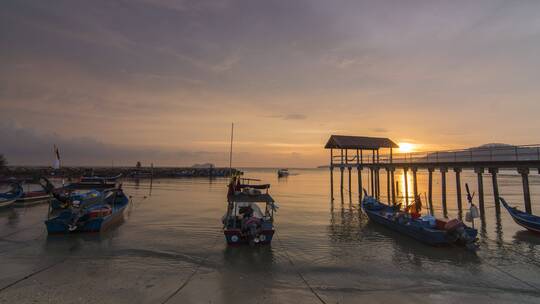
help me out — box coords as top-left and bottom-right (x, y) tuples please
(1, 168), (540, 303)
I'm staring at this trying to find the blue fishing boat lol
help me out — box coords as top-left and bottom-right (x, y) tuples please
(45, 188), (129, 234)
(500, 197), (540, 233)
(361, 193), (477, 249)
(0, 183), (23, 208)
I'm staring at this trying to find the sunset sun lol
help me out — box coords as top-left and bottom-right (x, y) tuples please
(398, 142), (415, 153)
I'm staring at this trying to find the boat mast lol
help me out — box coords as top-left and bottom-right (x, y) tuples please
(229, 122), (234, 173)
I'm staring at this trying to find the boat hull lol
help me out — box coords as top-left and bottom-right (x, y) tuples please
(501, 198), (540, 233)
(45, 193), (129, 234)
(0, 199), (16, 209)
(364, 209), (450, 246)
(224, 228), (274, 245)
(14, 192), (51, 207)
(362, 198), (477, 247)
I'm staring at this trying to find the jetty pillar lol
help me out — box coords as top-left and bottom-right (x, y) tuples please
(330, 149), (334, 201)
(370, 168), (374, 196)
(403, 168), (409, 207)
(441, 168), (448, 217)
(357, 166), (362, 201)
(489, 168), (500, 214)
(390, 167), (396, 205)
(348, 167), (352, 194)
(330, 167), (334, 201)
(454, 168), (463, 218)
(475, 168), (485, 218)
(411, 167), (418, 200)
(428, 168), (434, 215)
(375, 168), (381, 199)
(386, 168), (391, 202)
(340, 166), (344, 195)
(518, 167), (532, 214)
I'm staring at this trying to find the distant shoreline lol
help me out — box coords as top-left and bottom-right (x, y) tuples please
(0, 166), (241, 179)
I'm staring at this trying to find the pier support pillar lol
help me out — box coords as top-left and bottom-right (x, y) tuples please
(411, 167), (418, 200)
(454, 168), (463, 218)
(386, 168), (391, 203)
(330, 167), (335, 201)
(348, 166), (352, 195)
(518, 167), (532, 214)
(375, 168), (381, 199)
(475, 168), (485, 218)
(441, 168), (448, 217)
(428, 168), (434, 215)
(370, 168), (374, 196)
(489, 168), (500, 214)
(403, 168), (409, 207)
(390, 168), (396, 205)
(357, 166), (362, 201)
(340, 166), (344, 195)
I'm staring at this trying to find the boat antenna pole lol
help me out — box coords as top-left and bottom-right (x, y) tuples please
(465, 183), (476, 229)
(229, 122), (234, 176)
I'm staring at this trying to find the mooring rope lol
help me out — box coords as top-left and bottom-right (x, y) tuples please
(274, 232), (328, 304)
(160, 232), (221, 304)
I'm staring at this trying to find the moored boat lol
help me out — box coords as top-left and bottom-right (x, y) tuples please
(500, 197), (540, 233)
(66, 174), (122, 190)
(14, 190), (51, 206)
(277, 169), (289, 177)
(45, 188), (129, 234)
(361, 193), (477, 249)
(0, 183), (24, 208)
(223, 177), (278, 245)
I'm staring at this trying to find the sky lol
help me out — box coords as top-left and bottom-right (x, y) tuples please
(2, 0), (540, 167)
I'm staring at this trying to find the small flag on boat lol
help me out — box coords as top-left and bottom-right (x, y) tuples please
(53, 145), (61, 169)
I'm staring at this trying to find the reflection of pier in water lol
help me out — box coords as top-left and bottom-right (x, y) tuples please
(325, 135), (540, 232)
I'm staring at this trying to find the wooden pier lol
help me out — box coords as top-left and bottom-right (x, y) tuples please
(325, 135), (540, 217)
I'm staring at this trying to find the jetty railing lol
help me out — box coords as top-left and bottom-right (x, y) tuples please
(331, 144), (540, 164)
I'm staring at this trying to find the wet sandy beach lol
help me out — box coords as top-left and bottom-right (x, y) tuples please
(1, 169), (540, 303)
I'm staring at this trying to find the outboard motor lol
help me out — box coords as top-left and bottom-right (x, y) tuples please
(244, 217), (261, 246)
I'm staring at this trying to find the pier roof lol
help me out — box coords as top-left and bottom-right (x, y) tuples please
(324, 135), (399, 150)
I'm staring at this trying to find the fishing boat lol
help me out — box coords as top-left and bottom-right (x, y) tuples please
(45, 188), (129, 234)
(500, 197), (540, 233)
(68, 174), (122, 190)
(39, 177), (114, 210)
(0, 183), (23, 208)
(223, 176), (278, 245)
(361, 192), (477, 249)
(277, 169), (290, 177)
(14, 189), (51, 206)
(11, 179), (52, 206)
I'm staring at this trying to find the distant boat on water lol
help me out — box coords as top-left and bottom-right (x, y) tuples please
(68, 174), (122, 190)
(277, 168), (290, 177)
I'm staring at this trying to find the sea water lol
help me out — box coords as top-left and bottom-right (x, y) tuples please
(1, 168), (539, 303)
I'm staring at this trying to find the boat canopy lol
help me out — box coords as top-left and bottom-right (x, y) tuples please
(228, 193), (274, 203)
